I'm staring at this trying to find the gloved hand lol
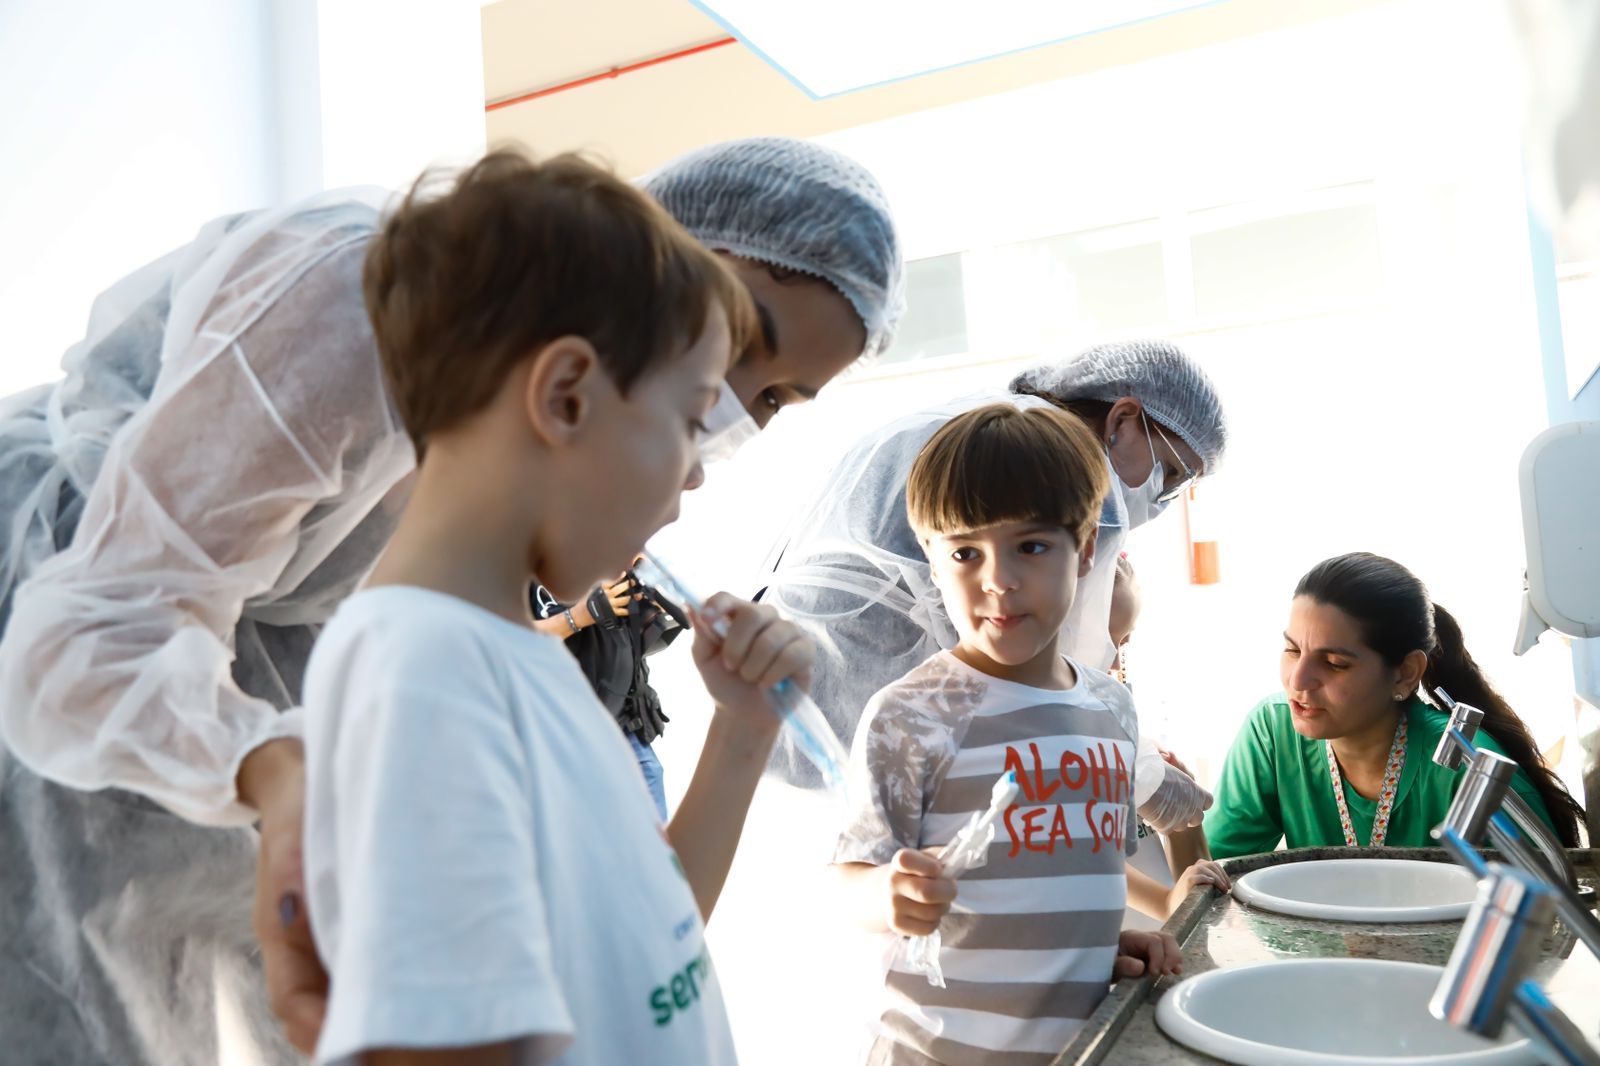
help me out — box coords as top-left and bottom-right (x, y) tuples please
(587, 575), (633, 630)
(1137, 762), (1213, 834)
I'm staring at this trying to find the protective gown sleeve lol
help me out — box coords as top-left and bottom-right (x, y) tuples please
(761, 413), (954, 787)
(0, 221), (402, 827)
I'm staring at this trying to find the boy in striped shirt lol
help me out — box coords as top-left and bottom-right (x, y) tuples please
(830, 403), (1182, 1066)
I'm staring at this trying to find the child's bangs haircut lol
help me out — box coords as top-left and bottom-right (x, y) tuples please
(365, 147), (757, 454)
(907, 403), (1109, 547)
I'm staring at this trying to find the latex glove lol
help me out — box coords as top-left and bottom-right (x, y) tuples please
(1138, 762), (1213, 833)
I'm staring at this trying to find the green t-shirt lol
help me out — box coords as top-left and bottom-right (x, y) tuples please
(1205, 695), (1556, 859)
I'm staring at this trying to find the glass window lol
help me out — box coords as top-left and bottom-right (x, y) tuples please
(1190, 201), (1383, 322)
(962, 219), (1166, 356)
(878, 252), (968, 365)
(1036, 224), (1167, 334)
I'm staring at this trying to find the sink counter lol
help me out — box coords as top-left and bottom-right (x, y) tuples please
(1053, 847), (1600, 1066)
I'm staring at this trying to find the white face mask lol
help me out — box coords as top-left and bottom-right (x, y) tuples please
(1110, 411), (1170, 530)
(1118, 463), (1167, 529)
(698, 382), (761, 464)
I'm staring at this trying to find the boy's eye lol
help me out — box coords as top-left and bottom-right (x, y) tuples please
(1019, 540), (1049, 555)
(1283, 646), (1299, 657)
(1326, 660), (1350, 671)
(950, 547), (979, 563)
(761, 389), (782, 412)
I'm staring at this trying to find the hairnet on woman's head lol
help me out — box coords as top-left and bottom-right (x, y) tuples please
(643, 136), (905, 359)
(1009, 339), (1228, 475)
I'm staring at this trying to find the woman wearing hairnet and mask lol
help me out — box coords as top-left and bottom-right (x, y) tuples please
(760, 339), (1227, 832)
(0, 136), (902, 1066)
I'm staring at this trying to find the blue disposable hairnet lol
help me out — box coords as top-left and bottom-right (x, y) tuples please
(644, 137), (905, 359)
(1010, 339), (1228, 475)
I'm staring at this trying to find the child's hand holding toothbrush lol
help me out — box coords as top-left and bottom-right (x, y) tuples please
(882, 848), (958, 937)
(668, 593), (817, 919)
(690, 592), (814, 735)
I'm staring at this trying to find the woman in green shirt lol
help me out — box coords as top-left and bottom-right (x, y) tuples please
(1206, 552), (1584, 859)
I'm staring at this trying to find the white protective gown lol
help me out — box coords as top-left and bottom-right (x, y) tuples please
(0, 191), (415, 1065)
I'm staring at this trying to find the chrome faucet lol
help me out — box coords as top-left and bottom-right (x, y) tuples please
(1430, 858), (1599, 1066)
(1432, 688), (1578, 891)
(1433, 748), (1600, 962)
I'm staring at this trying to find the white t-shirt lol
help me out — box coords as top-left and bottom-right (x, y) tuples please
(303, 586), (737, 1066)
(1124, 821), (1175, 932)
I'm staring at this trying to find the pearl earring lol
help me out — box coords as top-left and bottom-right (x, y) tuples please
(1394, 693), (1406, 702)
(1109, 434), (1118, 445)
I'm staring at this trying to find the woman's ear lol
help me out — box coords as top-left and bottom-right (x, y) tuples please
(1104, 397), (1144, 445)
(1397, 648), (1429, 697)
(524, 336), (601, 446)
(1078, 526), (1099, 579)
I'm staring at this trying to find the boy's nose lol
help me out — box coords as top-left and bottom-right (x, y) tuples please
(981, 560), (1019, 593)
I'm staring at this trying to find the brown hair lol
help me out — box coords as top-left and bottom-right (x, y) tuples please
(906, 403), (1109, 548)
(364, 148), (756, 455)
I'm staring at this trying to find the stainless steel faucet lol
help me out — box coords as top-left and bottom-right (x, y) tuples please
(1430, 856), (1600, 1066)
(1432, 688), (1579, 891)
(1434, 747), (1600, 962)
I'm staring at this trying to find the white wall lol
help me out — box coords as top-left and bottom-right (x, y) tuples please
(0, 0), (280, 396)
(0, 8), (485, 1059)
(313, 0), (489, 193)
(0, 0), (487, 399)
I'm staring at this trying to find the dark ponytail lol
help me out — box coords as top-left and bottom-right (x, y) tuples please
(1421, 605), (1584, 846)
(1297, 553), (1584, 846)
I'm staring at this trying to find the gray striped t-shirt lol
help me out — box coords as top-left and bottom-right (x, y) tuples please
(834, 651), (1138, 1066)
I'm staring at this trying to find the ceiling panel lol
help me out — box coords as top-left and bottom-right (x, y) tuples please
(481, 0), (1392, 178)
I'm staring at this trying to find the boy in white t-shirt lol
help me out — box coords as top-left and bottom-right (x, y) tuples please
(830, 403), (1183, 1066)
(301, 150), (812, 1066)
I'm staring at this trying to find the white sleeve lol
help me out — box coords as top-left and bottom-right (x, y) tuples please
(833, 691), (935, 865)
(314, 649), (574, 1064)
(0, 220), (404, 826)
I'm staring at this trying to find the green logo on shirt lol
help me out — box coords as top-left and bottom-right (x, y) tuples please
(650, 947), (714, 1027)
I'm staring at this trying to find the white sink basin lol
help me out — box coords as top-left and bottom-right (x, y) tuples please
(1233, 859), (1479, 922)
(1156, 959), (1537, 1065)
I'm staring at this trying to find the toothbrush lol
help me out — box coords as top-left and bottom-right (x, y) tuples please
(905, 770), (1021, 987)
(633, 551), (851, 795)
(940, 770), (1022, 876)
